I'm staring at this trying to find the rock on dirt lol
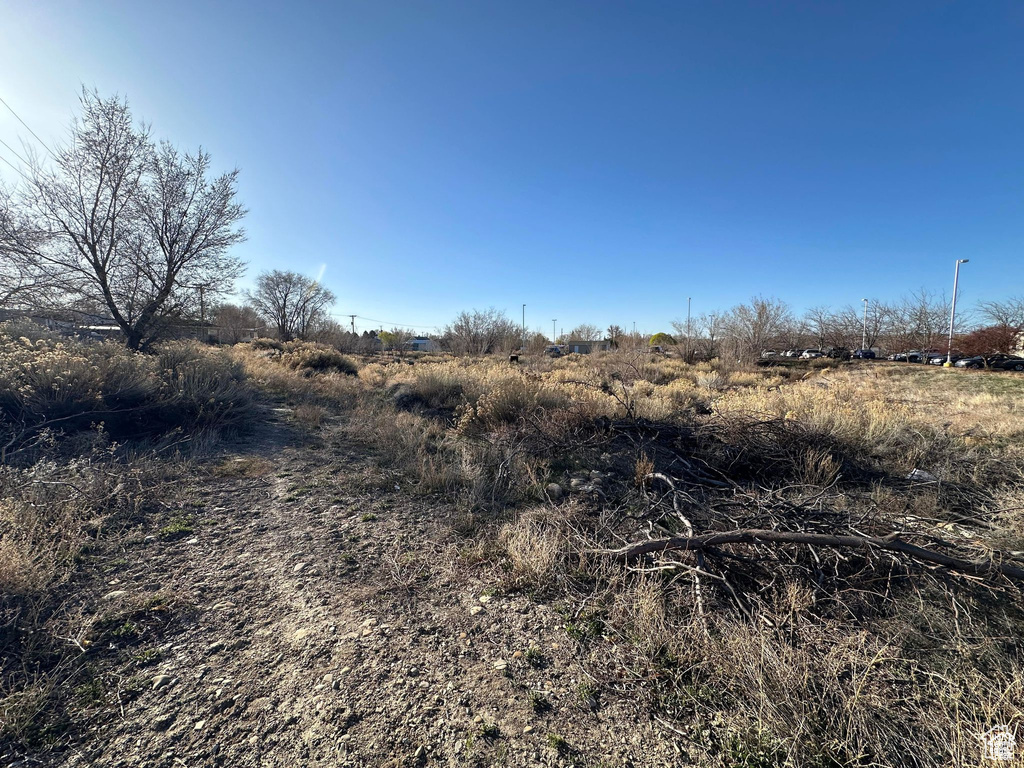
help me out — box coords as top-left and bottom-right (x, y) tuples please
(152, 674), (174, 690)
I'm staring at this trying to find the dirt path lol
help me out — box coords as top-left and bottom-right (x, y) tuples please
(53, 415), (677, 768)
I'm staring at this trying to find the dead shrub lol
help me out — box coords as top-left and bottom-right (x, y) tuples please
(0, 449), (172, 750)
(293, 403), (329, 429)
(211, 456), (273, 478)
(0, 334), (255, 453)
(696, 371), (726, 391)
(633, 453), (655, 487)
(281, 342), (358, 375)
(501, 510), (562, 589)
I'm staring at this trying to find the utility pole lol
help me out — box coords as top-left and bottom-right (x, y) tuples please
(945, 259), (969, 366)
(522, 304), (526, 351)
(552, 319), (557, 343)
(198, 285), (206, 342)
(348, 315), (356, 335)
(686, 296), (691, 362)
(187, 283), (210, 342)
(861, 299), (868, 351)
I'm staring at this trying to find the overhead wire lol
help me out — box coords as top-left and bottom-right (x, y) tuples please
(0, 136), (29, 167)
(330, 313), (440, 330)
(0, 150), (33, 184)
(0, 94), (56, 157)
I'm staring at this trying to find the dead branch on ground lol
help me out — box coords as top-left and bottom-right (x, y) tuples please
(603, 529), (1024, 582)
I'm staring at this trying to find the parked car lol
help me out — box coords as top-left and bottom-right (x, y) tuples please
(800, 349), (824, 359)
(929, 354), (957, 365)
(760, 350), (779, 358)
(853, 349), (875, 359)
(955, 354), (1015, 369)
(892, 348), (940, 363)
(890, 350), (923, 362)
(954, 355), (984, 368)
(924, 353), (947, 365)
(826, 347), (851, 360)
(990, 357), (1024, 372)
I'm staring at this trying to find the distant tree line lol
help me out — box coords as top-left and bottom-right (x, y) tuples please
(2, 91), (1021, 362)
(663, 292), (1024, 362)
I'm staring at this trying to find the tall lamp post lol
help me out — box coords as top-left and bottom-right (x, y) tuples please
(945, 259), (969, 366)
(521, 304), (526, 351)
(861, 299), (868, 352)
(686, 296), (692, 362)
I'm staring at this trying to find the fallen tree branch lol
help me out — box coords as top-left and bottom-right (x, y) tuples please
(603, 529), (1024, 582)
(642, 472), (706, 623)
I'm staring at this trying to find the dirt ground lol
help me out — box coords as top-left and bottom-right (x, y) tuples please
(38, 412), (680, 768)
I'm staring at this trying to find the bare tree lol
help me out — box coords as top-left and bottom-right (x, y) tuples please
(211, 303), (262, 344)
(697, 311), (724, 360)
(247, 270), (335, 341)
(442, 308), (520, 355)
(722, 296), (793, 361)
(801, 306), (835, 350)
(378, 327), (415, 352)
(889, 289), (948, 353)
(0, 189), (42, 308)
(977, 297), (1024, 332)
(828, 301), (883, 351)
(0, 90), (246, 350)
(568, 323), (601, 341)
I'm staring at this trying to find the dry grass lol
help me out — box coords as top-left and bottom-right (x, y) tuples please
(0, 330), (255, 455)
(0, 330), (259, 751)
(0, 448), (177, 748)
(228, 347), (1024, 766)
(211, 456), (274, 478)
(500, 508), (564, 589)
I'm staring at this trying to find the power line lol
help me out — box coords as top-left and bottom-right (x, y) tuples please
(0, 136), (29, 166)
(0, 150), (33, 184)
(0, 94), (55, 157)
(330, 313), (439, 330)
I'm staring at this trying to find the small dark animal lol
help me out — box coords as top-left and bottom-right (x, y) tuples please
(509, 354), (519, 364)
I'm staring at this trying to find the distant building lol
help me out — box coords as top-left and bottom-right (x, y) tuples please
(404, 336), (441, 353)
(0, 309), (246, 344)
(0, 308), (119, 337)
(563, 339), (612, 354)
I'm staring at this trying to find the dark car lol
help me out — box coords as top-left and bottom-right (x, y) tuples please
(955, 353), (1014, 369)
(853, 349), (875, 359)
(826, 347), (852, 360)
(929, 354), (962, 365)
(892, 350), (924, 363)
(955, 355), (986, 369)
(990, 357), (1024, 372)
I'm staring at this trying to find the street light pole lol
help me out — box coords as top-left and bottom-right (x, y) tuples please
(522, 304), (526, 351)
(861, 299), (868, 351)
(552, 319), (557, 343)
(945, 259), (969, 366)
(686, 297), (692, 362)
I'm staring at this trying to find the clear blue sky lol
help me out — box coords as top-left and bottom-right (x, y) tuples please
(1, 0), (1022, 336)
